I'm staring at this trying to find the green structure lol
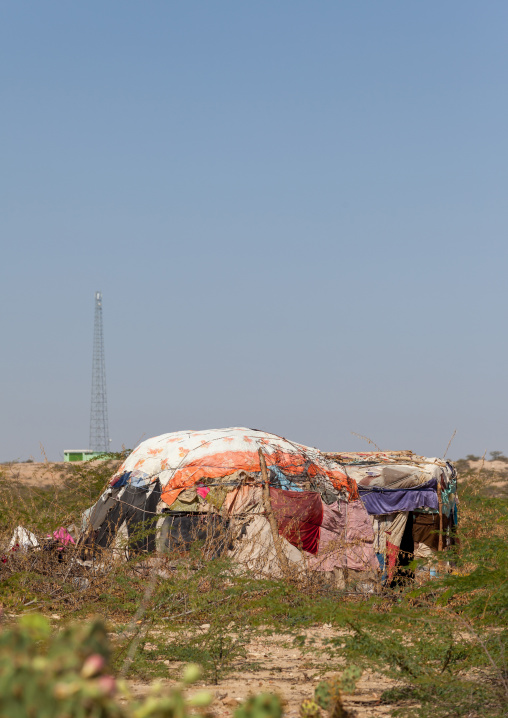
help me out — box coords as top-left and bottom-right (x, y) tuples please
(63, 450), (112, 462)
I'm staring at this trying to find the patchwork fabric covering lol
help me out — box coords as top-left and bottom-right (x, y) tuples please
(81, 432), (457, 583)
(82, 480), (162, 553)
(110, 428), (359, 505)
(324, 451), (458, 580)
(82, 428), (377, 578)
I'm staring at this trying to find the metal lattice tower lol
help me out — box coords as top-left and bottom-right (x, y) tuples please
(89, 291), (110, 452)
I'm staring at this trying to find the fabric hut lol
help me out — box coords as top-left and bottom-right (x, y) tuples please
(80, 428), (379, 583)
(323, 450), (458, 582)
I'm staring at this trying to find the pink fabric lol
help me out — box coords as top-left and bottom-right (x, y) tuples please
(196, 486), (210, 499)
(308, 500), (378, 572)
(346, 500), (375, 542)
(50, 527), (75, 548)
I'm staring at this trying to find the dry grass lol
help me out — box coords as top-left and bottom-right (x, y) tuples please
(1, 456), (507, 717)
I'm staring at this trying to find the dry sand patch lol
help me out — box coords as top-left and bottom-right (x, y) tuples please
(124, 626), (397, 717)
(0, 460), (121, 487)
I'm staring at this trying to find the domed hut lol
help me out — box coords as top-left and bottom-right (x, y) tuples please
(80, 428), (379, 582)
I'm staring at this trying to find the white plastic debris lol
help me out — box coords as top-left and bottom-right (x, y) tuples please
(8, 525), (40, 550)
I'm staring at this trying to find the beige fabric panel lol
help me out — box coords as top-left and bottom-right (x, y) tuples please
(228, 515), (304, 578)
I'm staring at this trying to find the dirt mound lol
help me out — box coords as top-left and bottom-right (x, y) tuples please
(0, 461), (121, 487)
(456, 458), (508, 498)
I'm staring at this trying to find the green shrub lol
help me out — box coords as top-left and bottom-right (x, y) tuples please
(0, 613), (123, 718)
(234, 694), (283, 718)
(0, 614), (284, 718)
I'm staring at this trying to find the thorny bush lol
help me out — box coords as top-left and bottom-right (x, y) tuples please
(0, 458), (507, 717)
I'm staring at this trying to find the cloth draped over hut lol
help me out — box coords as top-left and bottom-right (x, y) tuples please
(323, 451), (458, 581)
(79, 432), (457, 585)
(80, 428), (378, 581)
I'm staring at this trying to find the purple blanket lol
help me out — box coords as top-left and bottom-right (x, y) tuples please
(358, 478), (438, 515)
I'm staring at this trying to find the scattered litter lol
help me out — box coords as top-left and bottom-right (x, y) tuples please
(71, 577), (90, 589)
(48, 527), (75, 549)
(8, 526), (39, 551)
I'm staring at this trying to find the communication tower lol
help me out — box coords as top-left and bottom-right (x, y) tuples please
(89, 291), (110, 452)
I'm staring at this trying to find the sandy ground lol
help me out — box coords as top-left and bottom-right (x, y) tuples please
(0, 462), (71, 486)
(460, 459), (508, 497)
(6, 456), (505, 715)
(0, 460), (121, 487)
(3, 457), (507, 481)
(468, 459), (508, 472)
(124, 625), (396, 717)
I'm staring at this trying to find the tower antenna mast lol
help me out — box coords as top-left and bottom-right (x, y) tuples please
(89, 291), (110, 452)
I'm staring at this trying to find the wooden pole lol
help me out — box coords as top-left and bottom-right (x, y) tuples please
(437, 482), (443, 553)
(437, 481), (444, 574)
(258, 448), (291, 578)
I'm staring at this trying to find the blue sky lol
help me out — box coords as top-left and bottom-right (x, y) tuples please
(1, 2), (507, 461)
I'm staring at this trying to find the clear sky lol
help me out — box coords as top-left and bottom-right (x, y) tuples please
(1, 2), (507, 462)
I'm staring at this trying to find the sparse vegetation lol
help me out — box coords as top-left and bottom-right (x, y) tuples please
(489, 451), (508, 463)
(0, 613), (223, 718)
(0, 456), (507, 717)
